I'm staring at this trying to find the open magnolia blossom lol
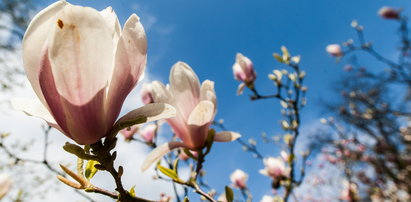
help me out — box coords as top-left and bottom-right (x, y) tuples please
(0, 175), (11, 200)
(141, 62), (240, 171)
(230, 169), (248, 189)
(259, 157), (289, 179)
(232, 53), (256, 95)
(12, 1), (175, 144)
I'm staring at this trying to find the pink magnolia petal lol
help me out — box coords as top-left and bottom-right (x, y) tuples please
(141, 141), (186, 171)
(48, 4), (114, 105)
(99, 6), (121, 48)
(151, 81), (172, 104)
(187, 101), (214, 126)
(184, 101), (215, 149)
(11, 98), (62, 131)
(200, 80), (216, 109)
(22, 0), (67, 105)
(106, 14), (147, 124)
(259, 169), (269, 176)
(169, 62), (201, 119)
(236, 83), (246, 96)
(39, 50), (108, 145)
(214, 131), (241, 142)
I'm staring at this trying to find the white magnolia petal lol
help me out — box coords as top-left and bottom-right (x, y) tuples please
(236, 83), (246, 96)
(120, 14), (147, 81)
(259, 169), (269, 176)
(22, 0), (68, 104)
(187, 101), (214, 126)
(169, 62), (201, 118)
(151, 81), (172, 104)
(114, 103), (176, 131)
(99, 6), (121, 47)
(11, 98), (61, 130)
(214, 131), (241, 142)
(141, 141), (186, 171)
(48, 4), (113, 104)
(200, 80), (216, 108)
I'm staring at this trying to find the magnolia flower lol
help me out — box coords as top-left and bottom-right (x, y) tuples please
(326, 44), (343, 57)
(233, 53), (257, 84)
(120, 125), (140, 141)
(12, 1), (175, 144)
(139, 124), (156, 143)
(230, 169), (248, 189)
(260, 195), (275, 202)
(0, 175), (11, 200)
(141, 62), (240, 171)
(259, 157), (288, 179)
(233, 53), (257, 95)
(378, 7), (400, 19)
(141, 83), (154, 104)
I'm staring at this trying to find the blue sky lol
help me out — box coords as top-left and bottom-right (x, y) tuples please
(27, 0), (411, 201)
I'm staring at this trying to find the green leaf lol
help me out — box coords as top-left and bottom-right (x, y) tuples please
(225, 186), (234, 202)
(63, 142), (98, 161)
(157, 165), (179, 181)
(129, 185), (136, 197)
(85, 160), (98, 180)
(183, 197), (190, 202)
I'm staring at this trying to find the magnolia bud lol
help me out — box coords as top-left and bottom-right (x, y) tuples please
(378, 6), (400, 19)
(326, 44), (343, 57)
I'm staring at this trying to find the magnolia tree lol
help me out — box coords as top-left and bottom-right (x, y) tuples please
(317, 6), (411, 202)
(0, 1), (410, 202)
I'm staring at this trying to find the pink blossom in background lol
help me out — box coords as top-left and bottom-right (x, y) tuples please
(150, 62), (218, 149)
(326, 44), (343, 57)
(120, 125), (140, 141)
(259, 157), (288, 179)
(139, 124), (157, 143)
(230, 169), (248, 189)
(178, 149), (197, 161)
(378, 6), (400, 19)
(232, 53), (257, 84)
(141, 83), (154, 104)
(141, 62), (240, 171)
